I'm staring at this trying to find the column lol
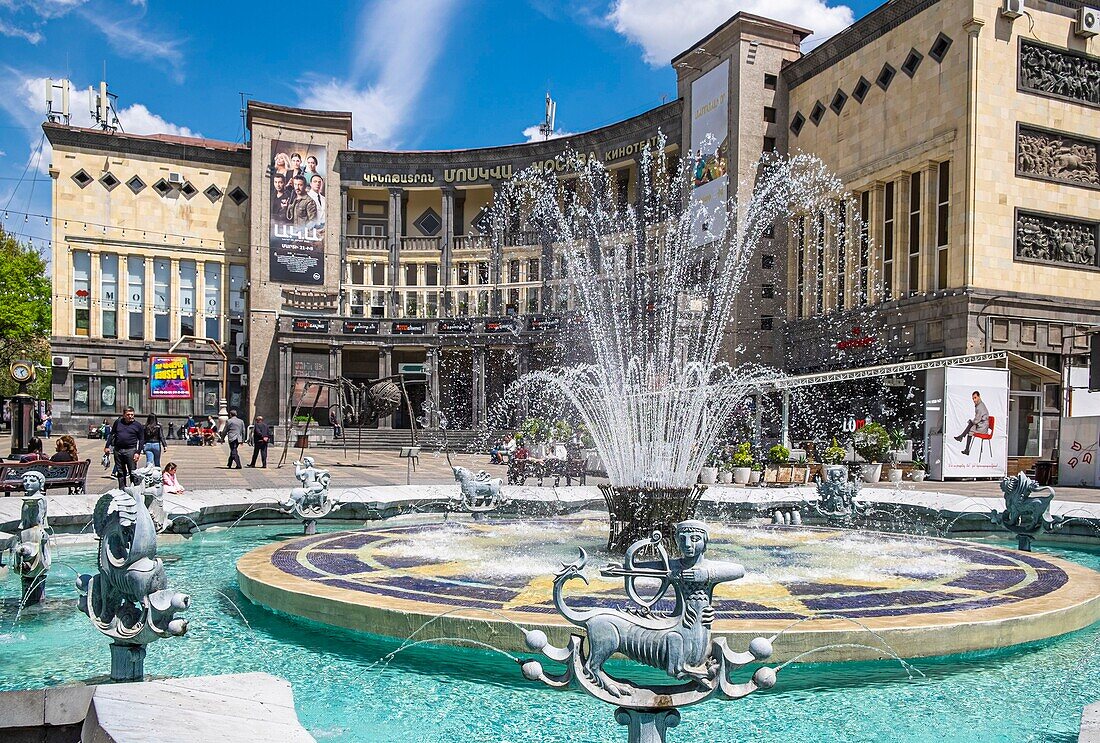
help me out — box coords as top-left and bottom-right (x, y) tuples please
(897, 174), (912, 297)
(387, 188), (403, 317)
(278, 343), (290, 428)
(963, 18), (985, 289)
(339, 188), (349, 315)
(473, 346), (488, 427)
(441, 187), (455, 315)
(90, 249), (102, 338)
(378, 345), (392, 429)
(489, 183), (503, 315)
(868, 182), (885, 306)
(144, 256), (155, 340)
(195, 260), (206, 338)
(922, 161), (939, 292)
(169, 257), (180, 341)
(428, 345), (441, 428)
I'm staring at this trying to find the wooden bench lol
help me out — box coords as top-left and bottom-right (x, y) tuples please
(508, 458), (587, 487)
(0, 459), (92, 494)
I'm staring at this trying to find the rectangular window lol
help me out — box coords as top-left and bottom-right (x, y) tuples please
(179, 259), (196, 337)
(457, 291), (469, 315)
(127, 256), (145, 341)
(508, 287), (520, 311)
(228, 264), (246, 318)
(908, 171), (921, 295)
(859, 191), (870, 305)
(371, 262), (386, 285)
(764, 73), (778, 90)
(761, 315), (774, 330)
(762, 254), (775, 269)
(763, 106), (777, 123)
(508, 259), (521, 283)
(73, 250), (90, 336)
(127, 378), (143, 415)
(477, 262), (489, 285)
(350, 263), (365, 285)
(204, 263), (221, 341)
(616, 169), (629, 207)
(477, 290), (489, 314)
(527, 258), (540, 282)
(153, 258), (170, 341)
(425, 263), (439, 286)
(405, 292), (418, 316)
(72, 375), (90, 414)
(763, 136), (776, 153)
(795, 216), (806, 319)
(426, 292), (438, 318)
(526, 288), (539, 312)
(404, 263), (418, 286)
(883, 182), (895, 300)
(202, 381), (220, 416)
(99, 376), (119, 414)
(458, 262), (470, 286)
(762, 284), (775, 299)
(100, 253), (118, 339)
(815, 213), (825, 315)
(936, 161), (950, 291)
(836, 202), (847, 312)
(371, 291), (386, 317)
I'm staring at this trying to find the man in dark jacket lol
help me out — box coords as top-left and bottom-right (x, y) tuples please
(221, 409), (247, 469)
(104, 406), (144, 489)
(286, 175), (318, 227)
(248, 415), (271, 468)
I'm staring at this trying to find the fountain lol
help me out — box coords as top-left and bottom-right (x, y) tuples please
(991, 471), (1064, 551)
(520, 521), (776, 742)
(810, 468), (868, 525)
(3, 472), (52, 606)
(493, 142), (843, 549)
(76, 484), (190, 681)
(281, 457), (340, 535)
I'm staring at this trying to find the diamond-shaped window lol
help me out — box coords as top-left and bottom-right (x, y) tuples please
(809, 101), (826, 125)
(830, 89), (848, 115)
(852, 76), (872, 103)
(413, 207), (442, 236)
(228, 186), (248, 205)
(204, 184), (223, 201)
(790, 112), (805, 136)
(179, 181), (198, 198)
(127, 175), (146, 194)
(72, 169), (93, 187)
(929, 33), (952, 63)
(901, 48), (923, 77)
(152, 178), (172, 196)
(471, 208), (492, 235)
(99, 172), (120, 190)
(877, 63), (897, 91)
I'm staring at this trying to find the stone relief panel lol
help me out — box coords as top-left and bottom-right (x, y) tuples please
(1015, 211), (1099, 269)
(1018, 40), (1100, 107)
(1017, 126), (1099, 189)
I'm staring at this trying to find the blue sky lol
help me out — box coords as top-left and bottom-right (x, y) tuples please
(0, 0), (872, 248)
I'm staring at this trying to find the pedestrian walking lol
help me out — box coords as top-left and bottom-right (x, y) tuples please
(43, 412), (52, 438)
(247, 415), (271, 468)
(104, 407), (144, 489)
(220, 409), (246, 469)
(142, 414), (168, 468)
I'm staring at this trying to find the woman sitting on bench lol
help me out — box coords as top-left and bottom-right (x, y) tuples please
(50, 435), (79, 462)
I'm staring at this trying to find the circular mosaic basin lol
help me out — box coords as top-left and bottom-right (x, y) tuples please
(237, 514), (1100, 662)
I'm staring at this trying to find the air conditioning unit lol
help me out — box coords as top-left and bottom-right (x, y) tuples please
(1001, 0), (1024, 18)
(52, 355), (70, 368)
(1076, 6), (1099, 36)
(168, 172), (184, 185)
(228, 363), (245, 375)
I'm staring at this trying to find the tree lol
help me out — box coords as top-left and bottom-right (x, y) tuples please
(0, 228), (52, 399)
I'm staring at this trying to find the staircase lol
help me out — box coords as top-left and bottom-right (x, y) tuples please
(306, 428), (489, 453)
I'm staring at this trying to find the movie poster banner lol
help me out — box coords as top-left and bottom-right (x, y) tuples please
(149, 356), (192, 399)
(942, 366), (1008, 478)
(270, 139), (328, 285)
(690, 59), (729, 246)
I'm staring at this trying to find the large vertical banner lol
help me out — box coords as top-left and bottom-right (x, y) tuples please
(270, 140), (328, 285)
(942, 367), (1008, 477)
(690, 59), (729, 246)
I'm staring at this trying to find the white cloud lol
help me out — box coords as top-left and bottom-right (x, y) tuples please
(522, 123), (577, 143)
(606, 0), (854, 65)
(0, 19), (42, 42)
(77, 9), (186, 83)
(297, 0), (459, 148)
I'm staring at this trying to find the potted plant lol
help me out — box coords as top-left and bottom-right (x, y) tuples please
(748, 461), (763, 485)
(764, 444), (790, 485)
(520, 417), (551, 459)
(911, 458), (927, 482)
(821, 437), (848, 481)
(718, 460), (733, 484)
(852, 422), (890, 483)
(767, 444), (790, 465)
(699, 450), (721, 485)
(885, 428), (907, 483)
(729, 442), (753, 485)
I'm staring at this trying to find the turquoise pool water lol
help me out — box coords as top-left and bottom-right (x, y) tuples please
(1, 523), (1097, 742)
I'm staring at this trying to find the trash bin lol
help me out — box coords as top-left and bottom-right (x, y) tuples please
(295, 434), (310, 449)
(1035, 460), (1053, 485)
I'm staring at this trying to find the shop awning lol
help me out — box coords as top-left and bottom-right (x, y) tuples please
(766, 351), (1009, 391)
(1005, 352), (1060, 384)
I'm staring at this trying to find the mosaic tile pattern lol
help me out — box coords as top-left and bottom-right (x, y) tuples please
(264, 518), (1071, 623)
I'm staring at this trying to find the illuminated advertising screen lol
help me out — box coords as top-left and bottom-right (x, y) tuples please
(149, 356), (192, 399)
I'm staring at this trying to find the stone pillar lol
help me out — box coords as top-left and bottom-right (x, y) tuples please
(89, 249), (102, 338)
(441, 187), (455, 315)
(387, 188), (403, 317)
(489, 183), (503, 315)
(340, 188), (349, 315)
(378, 345), (392, 429)
(897, 173), (912, 296)
(169, 257), (180, 342)
(144, 257), (155, 340)
(278, 343), (290, 429)
(428, 345), (441, 428)
(963, 18), (985, 290)
(868, 182), (885, 306)
(195, 260), (206, 337)
(922, 161), (939, 292)
(473, 345), (488, 427)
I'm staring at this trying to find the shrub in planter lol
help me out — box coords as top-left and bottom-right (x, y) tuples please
(911, 458), (927, 482)
(729, 442), (753, 484)
(766, 444), (790, 465)
(822, 438), (847, 465)
(748, 461), (763, 484)
(853, 423), (890, 483)
(700, 449), (722, 484)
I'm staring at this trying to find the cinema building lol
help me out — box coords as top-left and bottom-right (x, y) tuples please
(46, 0), (1099, 463)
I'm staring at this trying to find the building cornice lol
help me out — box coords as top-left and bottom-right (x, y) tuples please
(43, 123), (250, 168)
(247, 101), (354, 139)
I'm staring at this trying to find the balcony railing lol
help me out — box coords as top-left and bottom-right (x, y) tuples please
(402, 236), (441, 251)
(454, 236), (489, 252)
(346, 235), (388, 252)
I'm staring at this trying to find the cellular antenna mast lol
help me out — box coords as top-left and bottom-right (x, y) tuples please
(45, 79), (71, 125)
(88, 80), (122, 133)
(538, 91), (556, 140)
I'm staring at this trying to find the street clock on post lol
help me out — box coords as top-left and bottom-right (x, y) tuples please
(9, 360), (36, 387)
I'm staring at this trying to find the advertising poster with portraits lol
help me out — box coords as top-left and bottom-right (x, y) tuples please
(270, 140), (328, 285)
(941, 366), (1008, 478)
(689, 59), (729, 246)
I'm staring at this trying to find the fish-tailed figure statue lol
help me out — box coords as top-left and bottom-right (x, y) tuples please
(520, 521), (778, 743)
(452, 466), (503, 513)
(76, 483), (190, 681)
(131, 463), (171, 533)
(282, 457), (339, 534)
(991, 471), (1062, 551)
(812, 468), (867, 524)
(2, 472), (53, 606)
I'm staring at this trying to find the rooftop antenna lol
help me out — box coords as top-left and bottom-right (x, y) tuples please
(88, 78), (122, 133)
(239, 92), (252, 144)
(538, 91), (556, 140)
(45, 78), (71, 125)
